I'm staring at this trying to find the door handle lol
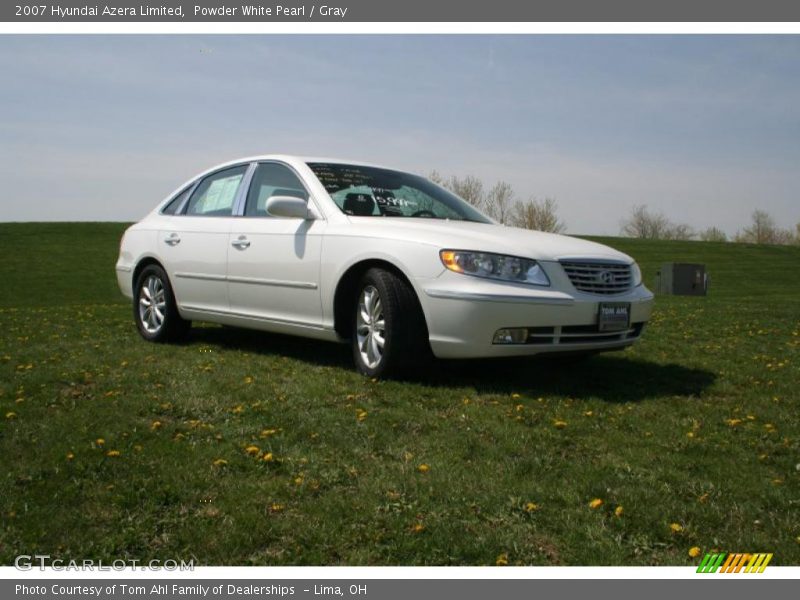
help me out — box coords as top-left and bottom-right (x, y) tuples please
(164, 233), (181, 246)
(231, 236), (250, 250)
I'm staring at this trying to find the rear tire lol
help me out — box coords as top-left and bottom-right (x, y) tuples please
(351, 268), (429, 378)
(133, 264), (190, 343)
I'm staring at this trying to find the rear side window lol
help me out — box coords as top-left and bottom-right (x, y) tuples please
(160, 187), (192, 215)
(185, 165), (247, 217)
(245, 163), (309, 217)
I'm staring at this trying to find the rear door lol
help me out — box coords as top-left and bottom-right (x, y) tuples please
(159, 164), (249, 314)
(227, 161), (325, 326)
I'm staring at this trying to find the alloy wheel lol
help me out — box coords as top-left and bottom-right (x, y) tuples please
(356, 285), (386, 369)
(138, 275), (166, 334)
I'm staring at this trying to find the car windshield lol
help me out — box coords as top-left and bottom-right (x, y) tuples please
(307, 163), (491, 223)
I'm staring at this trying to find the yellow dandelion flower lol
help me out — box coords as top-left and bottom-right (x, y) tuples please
(524, 502), (539, 512)
(584, 410), (594, 417)
(106, 450), (121, 457)
(356, 409), (368, 422)
(686, 431), (695, 438)
(245, 445), (260, 456)
(66, 452), (75, 461)
(134, 445), (142, 452)
(553, 420), (568, 429)
(244, 376), (254, 384)
(589, 498), (603, 509)
(688, 547), (701, 558)
(151, 420), (162, 430)
(5, 411), (17, 420)
(269, 503), (284, 513)
(725, 418), (742, 427)
(511, 393), (521, 400)
(411, 523), (425, 533)
(615, 506), (624, 517)
(232, 405), (244, 414)
(698, 493), (710, 503)
(95, 438), (105, 447)
(417, 464), (430, 473)
(294, 476), (304, 485)
(260, 428), (279, 437)
(670, 523), (683, 533)
(212, 458), (228, 467)
(495, 553), (509, 566)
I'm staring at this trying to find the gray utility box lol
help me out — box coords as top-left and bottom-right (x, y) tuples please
(655, 263), (708, 296)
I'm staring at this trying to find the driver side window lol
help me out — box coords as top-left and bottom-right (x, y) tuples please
(244, 163), (309, 217)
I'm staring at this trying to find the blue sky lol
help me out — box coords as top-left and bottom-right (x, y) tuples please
(1, 35), (798, 234)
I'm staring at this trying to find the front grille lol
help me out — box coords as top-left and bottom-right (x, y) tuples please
(560, 261), (633, 295)
(526, 323), (645, 345)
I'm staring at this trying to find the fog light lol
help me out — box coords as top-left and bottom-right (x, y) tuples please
(493, 328), (529, 344)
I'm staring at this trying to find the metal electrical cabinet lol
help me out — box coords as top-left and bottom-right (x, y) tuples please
(655, 263), (708, 296)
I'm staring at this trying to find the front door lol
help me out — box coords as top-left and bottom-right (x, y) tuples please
(227, 162), (325, 327)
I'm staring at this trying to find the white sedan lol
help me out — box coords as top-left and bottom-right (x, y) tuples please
(116, 155), (654, 376)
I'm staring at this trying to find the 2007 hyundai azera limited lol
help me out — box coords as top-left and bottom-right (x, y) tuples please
(116, 155), (654, 376)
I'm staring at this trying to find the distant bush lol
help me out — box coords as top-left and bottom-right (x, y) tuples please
(620, 205), (695, 240)
(431, 172), (566, 231)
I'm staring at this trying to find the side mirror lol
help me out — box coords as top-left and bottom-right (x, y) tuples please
(265, 196), (313, 219)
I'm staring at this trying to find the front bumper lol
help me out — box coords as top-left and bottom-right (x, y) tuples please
(418, 268), (654, 359)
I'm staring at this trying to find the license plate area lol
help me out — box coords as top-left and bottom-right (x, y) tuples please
(598, 302), (631, 332)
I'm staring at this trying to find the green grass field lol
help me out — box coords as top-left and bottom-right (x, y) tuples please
(0, 222), (798, 566)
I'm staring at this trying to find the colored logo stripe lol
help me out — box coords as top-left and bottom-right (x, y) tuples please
(697, 553), (772, 573)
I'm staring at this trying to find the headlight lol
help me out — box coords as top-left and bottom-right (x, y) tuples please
(440, 250), (550, 286)
(631, 262), (642, 287)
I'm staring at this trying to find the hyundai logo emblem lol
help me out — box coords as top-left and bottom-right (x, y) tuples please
(597, 270), (614, 284)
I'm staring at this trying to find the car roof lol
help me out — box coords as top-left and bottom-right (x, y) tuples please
(207, 154), (397, 172)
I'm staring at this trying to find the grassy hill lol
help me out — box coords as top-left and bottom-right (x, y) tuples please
(0, 222), (798, 565)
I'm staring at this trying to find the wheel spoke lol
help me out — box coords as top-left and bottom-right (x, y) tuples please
(373, 331), (385, 348)
(139, 297), (151, 307)
(371, 297), (382, 321)
(369, 335), (380, 362)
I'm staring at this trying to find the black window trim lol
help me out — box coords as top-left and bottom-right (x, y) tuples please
(159, 183), (196, 216)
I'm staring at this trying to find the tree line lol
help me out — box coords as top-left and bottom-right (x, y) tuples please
(620, 205), (800, 245)
(431, 171), (799, 246)
(429, 171), (565, 233)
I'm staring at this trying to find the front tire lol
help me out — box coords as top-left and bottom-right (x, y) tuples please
(351, 268), (429, 377)
(133, 264), (190, 342)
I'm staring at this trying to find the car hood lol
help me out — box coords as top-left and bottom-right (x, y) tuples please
(344, 218), (633, 263)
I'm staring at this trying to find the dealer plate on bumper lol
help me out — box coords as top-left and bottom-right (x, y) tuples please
(598, 302), (631, 332)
